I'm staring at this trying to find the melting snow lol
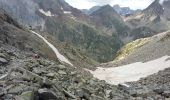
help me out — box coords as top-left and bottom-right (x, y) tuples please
(88, 56), (170, 85)
(61, 6), (64, 10)
(39, 9), (54, 17)
(64, 11), (71, 14)
(30, 30), (73, 66)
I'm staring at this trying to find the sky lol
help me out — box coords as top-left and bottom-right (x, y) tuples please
(65, 0), (155, 10)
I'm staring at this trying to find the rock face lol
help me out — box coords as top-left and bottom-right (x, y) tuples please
(113, 4), (136, 16)
(126, 0), (170, 40)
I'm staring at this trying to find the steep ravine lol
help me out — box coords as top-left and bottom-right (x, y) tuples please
(30, 30), (73, 66)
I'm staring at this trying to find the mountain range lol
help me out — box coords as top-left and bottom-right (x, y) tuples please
(1, 0), (170, 99)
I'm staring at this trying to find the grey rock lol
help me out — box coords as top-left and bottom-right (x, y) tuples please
(58, 65), (66, 70)
(38, 88), (59, 100)
(0, 57), (8, 65)
(8, 85), (24, 94)
(0, 53), (6, 58)
(63, 89), (76, 99)
(75, 89), (84, 98)
(163, 91), (170, 98)
(153, 88), (164, 94)
(58, 70), (67, 75)
(19, 91), (34, 100)
(46, 73), (56, 78)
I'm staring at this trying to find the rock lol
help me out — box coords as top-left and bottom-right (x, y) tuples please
(33, 68), (46, 74)
(90, 94), (105, 100)
(153, 88), (164, 94)
(38, 88), (59, 100)
(46, 73), (56, 78)
(58, 70), (67, 75)
(19, 91), (34, 100)
(63, 89), (76, 99)
(0, 53), (6, 58)
(0, 57), (8, 65)
(118, 84), (129, 92)
(41, 77), (52, 88)
(70, 71), (77, 75)
(75, 89), (84, 98)
(58, 65), (66, 70)
(8, 85), (25, 94)
(162, 91), (170, 98)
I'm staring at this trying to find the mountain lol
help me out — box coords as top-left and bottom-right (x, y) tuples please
(91, 31), (170, 100)
(113, 4), (136, 16)
(125, 0), (170, 40)
(0, 9), (56, 60)
(90, 5), (130, 36)
(0, 0), (129, 63)
(0, 9), (133, 100)
(81, 6), (101, 15)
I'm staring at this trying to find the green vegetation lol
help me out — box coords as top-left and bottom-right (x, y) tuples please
(45, 17), (122, 62)
(115, 38), (150, 61)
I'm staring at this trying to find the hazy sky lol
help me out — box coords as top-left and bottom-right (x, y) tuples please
(65, 0), (155, 10)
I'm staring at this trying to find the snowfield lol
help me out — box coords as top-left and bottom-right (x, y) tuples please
(31, 30), (73, 66)
(88, 56), (170, 85)
(39, 9), (54, 17)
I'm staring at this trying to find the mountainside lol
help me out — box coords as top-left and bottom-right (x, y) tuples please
(91, 5), (130, 37)
(1, 1), (170, 100)
(81, 6), (101, 15)
(0, 9), (57, 61)
(0, 0), (127, 63)
(113, 5), (136, 16)
(0, 9), (133, 100)
(125, 0), (170, 40)
(89, 30), (170, 99)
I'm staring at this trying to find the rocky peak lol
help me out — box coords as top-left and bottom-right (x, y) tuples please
(91, 5), (117, 16)
(143, 0), (164, 16)
(163, 0), (170, 8)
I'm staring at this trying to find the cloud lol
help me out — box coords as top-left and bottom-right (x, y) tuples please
(65, 0), (96, 9)
(65, 0), (155, 10)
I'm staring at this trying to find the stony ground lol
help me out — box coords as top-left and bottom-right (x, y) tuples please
(0, 44), (132, 100)
(1, 43), (170, 100)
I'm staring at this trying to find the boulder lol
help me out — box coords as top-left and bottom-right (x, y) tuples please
(58, 65), (66, 70)
(162, 91), (170, 98)
(38, 88), (59, 100)
(18, 91), (35, 100)
(0, 57), (8, 65)
(0, 53), (6, 58)
(58, 70), (67, 75)
(46, 73), (56, 78)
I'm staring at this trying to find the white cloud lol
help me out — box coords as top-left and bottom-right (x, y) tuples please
(110, 0), (154, 10)
(65, 0), (96, 9)
(65, 0), (155, 10)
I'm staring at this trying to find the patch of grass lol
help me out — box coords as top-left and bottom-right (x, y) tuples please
(114, 38), (150, 61)
(160, 32), (170, 41)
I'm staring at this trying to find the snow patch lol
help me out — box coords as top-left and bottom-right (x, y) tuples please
(64, 11), (71, 14)
(30, 30), (73, 66)
(61, 6), (64, 10)
(88, 56), (170, 85)
(39, 9), (54, 17)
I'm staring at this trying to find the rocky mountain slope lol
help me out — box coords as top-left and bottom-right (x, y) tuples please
(1, 8), (170, 100)
(125, 0), (170, 40)
(1, 0), (170, 100)
(113, 5), (136, 16)
(0, 0), (127, 63)
(0, 8), (149, 100)
(90, 30), (170, 99)
(0, 9), (131, 100)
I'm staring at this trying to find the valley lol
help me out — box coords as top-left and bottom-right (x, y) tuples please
(0, 0), (170, 100)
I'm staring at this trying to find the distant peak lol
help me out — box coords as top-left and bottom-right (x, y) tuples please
(143, 0), (164, 16)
